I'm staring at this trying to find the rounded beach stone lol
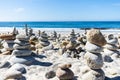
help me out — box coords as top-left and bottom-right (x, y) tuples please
(14, 39), (29, 46)
(16, 34), (29, 40)
(8, 56), (35, 65)
(85, 42), (102, 53)
(45, 70), (56, 79)
(4, 70), (22, 80)
(82, 69), (105, 80)
(107, 38), (118, 45)
(39, 37), (48, 42)
(12, 49), (32, 56)
(13, 44), (30, 50)
(40, 41), (50, 46)
(86, 29), (106, 46)
(56, 68), (74, 80)
(8, 63), (26, 73)
(104, 43), (118, 50)
(85, 52), (103, 69)
(102, 55), (113, 62)
(58, 63), (72, 69)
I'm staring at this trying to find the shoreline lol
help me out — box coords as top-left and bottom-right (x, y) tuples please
(0, 27), (120, 34)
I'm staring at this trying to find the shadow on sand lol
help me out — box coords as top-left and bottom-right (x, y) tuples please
(105, 76), (120, 80)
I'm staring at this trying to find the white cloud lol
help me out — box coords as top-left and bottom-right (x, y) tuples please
(15, 8), (25, 13)
(112, 3), (120, 6)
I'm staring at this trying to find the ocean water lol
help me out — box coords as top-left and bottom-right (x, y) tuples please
(0, 21), (120, 28)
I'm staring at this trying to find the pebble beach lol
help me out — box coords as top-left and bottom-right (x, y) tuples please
(0, 27), (120, 80)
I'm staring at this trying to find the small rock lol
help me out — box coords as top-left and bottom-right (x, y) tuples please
(84, 52), (103, 69)
(12, 49), (32, 56)
(45, 70), (56, 79)
(4, 70), (22, 79)
(13, 44), (30, 50)
(82, 69), (105, 80)
(8, 63), (26, 73)
(85, 41), (102, 53)
(56, 68), (74, 80)
(103, 55), (113, 62)
(86, 29), (106, 46)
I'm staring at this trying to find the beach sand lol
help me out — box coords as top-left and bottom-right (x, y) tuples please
(0, 28), (120, 80)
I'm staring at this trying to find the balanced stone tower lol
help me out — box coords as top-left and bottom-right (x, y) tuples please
(83, 29), (106, 80)
(39, 31), (50, 47)
(8, 34), (33, 65)
(70, 29), (76, 41)
(52, 31), (57, 41)
(12, 34), (31, 56)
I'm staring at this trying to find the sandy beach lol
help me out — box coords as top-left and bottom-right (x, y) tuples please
(0, 27), (120, 80)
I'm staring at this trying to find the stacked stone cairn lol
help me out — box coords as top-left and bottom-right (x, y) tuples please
(39, 31), (50, 47)
(51, 31), (57, 42)
(104, 34), (119, 60)
(64, 30), (80, 58)
(83, 29), (106, 80)
(0, 33), (16, 55)
(56, 63), (74, 80)
(70, 29), (77, 41)
(12, 34), (31, 56)
(8, 34), (34, 65)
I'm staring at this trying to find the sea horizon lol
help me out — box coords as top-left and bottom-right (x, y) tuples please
(0, 21), (120, 29)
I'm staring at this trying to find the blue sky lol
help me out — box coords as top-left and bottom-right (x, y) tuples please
(0, 0), (120, 21)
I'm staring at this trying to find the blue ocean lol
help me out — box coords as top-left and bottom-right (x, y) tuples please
(0, 21), (120, 28)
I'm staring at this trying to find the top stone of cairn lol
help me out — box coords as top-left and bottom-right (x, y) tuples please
(86, 29), (106, 46)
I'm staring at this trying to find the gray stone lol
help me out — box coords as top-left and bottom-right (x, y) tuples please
(45, 70), (56, 79)
(8, 56), (35, 65)
(14, 39), (29, 46)
(16, 34), (29, 40)
(85, 42), (102, 53)
(3, 70), (22, 79)
(40, 41), (50, 46)
(13, 44), (30, 50)
(12, 49), (32, 56)
(82, 69), (105, 80)
(42, 44), (53, 51)
(107, 38), (118, 45)
(85, 52), (103, 69)
(8, 63), (26, 73)
(56, 68), (74, 80)
(103, 55), (113, 62)
(0, 61), (11, 68)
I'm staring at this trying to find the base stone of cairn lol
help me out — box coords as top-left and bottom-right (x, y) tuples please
(82, 29), (106, 80)
(56, 63), (74, 80)
(8, 34), (34, 65)
(0, 34), (15, 55)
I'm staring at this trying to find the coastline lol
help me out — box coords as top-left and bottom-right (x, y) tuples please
(0, 27), (120, 35)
